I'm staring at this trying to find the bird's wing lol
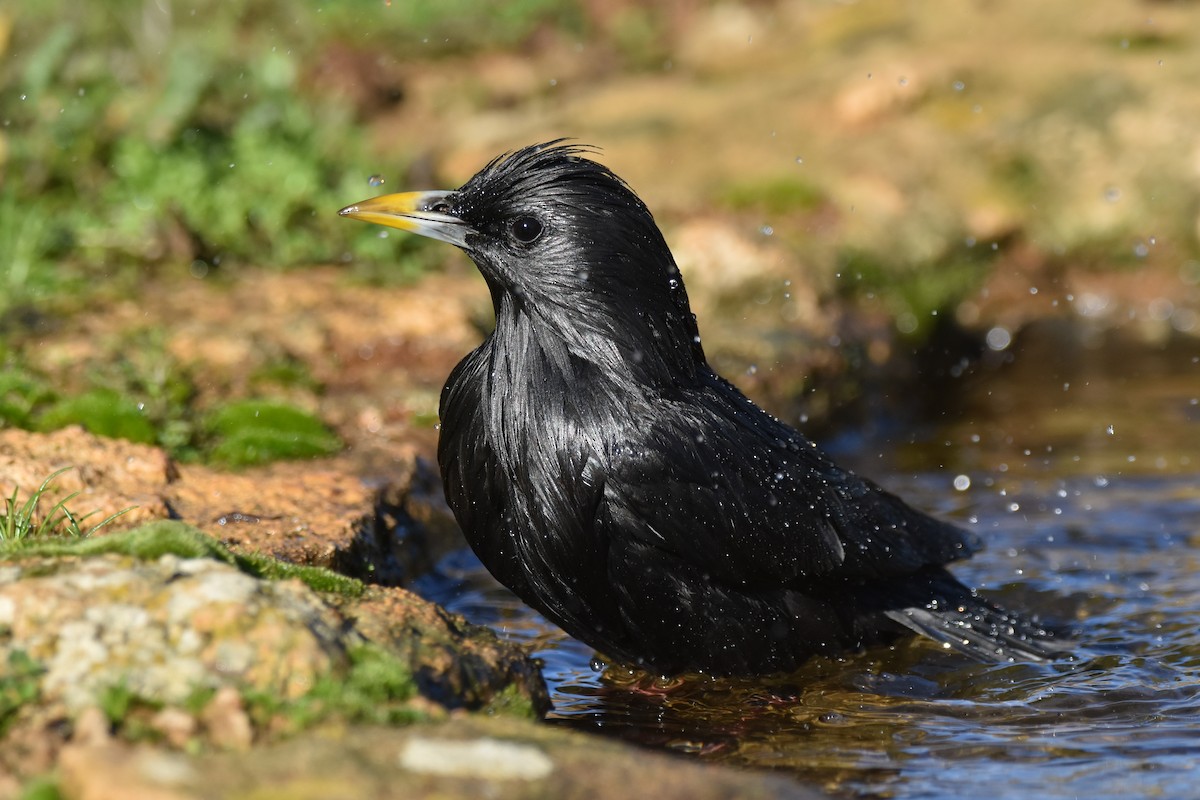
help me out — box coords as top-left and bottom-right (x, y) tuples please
(598, 371), (980, 589)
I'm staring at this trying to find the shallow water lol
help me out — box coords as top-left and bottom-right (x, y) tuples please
(411, 328), (1200, 799)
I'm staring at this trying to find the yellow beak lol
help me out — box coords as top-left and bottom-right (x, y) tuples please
(338, 190), (473, 248)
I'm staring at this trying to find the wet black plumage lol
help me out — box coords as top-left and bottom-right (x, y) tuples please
(340, 141), (1063, 675)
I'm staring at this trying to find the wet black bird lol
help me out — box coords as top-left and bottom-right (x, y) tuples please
(340, 141), (1062, 675)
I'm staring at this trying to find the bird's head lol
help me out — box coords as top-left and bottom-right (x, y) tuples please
(340, 141), (705, 384)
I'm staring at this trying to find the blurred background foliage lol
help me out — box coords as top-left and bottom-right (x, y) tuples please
(0, 0), (610, 313)
(0, 0), (675, 462)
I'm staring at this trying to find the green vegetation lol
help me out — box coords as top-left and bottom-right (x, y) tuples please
(483, 683), (539, 719)
(0, 0), (590, 320)
(0, 366), (54, 430)
(0, 468), (133, 542)
(719, 176), (828, 216)
(17, 777), (62, 800)
(0, 521), (366, 597)
(836, 240), (998, 338)
(35, 389), (158, 445)
(5, 331), (198, 451)
(39, 644), (419, 753)
(205, 400), (343, 467)
(0, 651), (43, 736)
(2, 339), (341, 467)
(246, 643), (422, 732)
(81, 644), (421, 747)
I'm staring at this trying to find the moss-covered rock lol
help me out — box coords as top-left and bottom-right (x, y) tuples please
(0, 522), (547, 783)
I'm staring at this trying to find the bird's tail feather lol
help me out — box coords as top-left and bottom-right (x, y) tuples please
(884, 594), (1067, 662)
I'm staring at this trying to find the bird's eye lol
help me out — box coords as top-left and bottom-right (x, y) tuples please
(429, 201), (452, 214)
(509, 216), (544, 244)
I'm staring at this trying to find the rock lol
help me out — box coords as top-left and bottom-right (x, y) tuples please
(0, 531), (547, 784)
(197, 687), (251, 752)
(58, 742), (197, 800)
(0, 426), (175, 531)
(164, 460), (379, 572)
(52, 716), (821, 800)
(397, 736), (554, 780)
(337, 585), (550, 714)
(0, 552), (356, 716)
(0, 426), (439, 583)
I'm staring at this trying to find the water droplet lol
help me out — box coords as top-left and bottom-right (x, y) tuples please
(759, 225), (774, 236)
(953, 475), (971, 491)
(952, 80), (965, 91)
(368, 174), (385, 187)
(1106, 424), (1115, 435)
(985, 326), (1012, 351)
(795, 156), (804, 164)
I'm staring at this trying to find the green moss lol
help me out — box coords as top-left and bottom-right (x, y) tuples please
(0, 520), (229, 561)
(0, 521), (365, 598)
(10, 340), (344, 469)
(234, 550), (366, 598)
(246, 643), (423, 732)
(719, 177), (827, 216)
(35, 389), (157, 445)
(0, 366), (55, 430)
(99, 681), (167, 743)
(18, 776), (63, 800)
(98, 680), (149, 727)
(1101, 31), (1180, 52)
(0, 651), (44, 736)
(204, 400), (343, 468)
(483, 683), (539, 719)
(248, 357), (321, 394)
(837, 241), (996, 339)
(991, 152), (1044, 203)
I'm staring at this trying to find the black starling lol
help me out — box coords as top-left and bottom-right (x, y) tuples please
(340, 141), (1063, 676)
